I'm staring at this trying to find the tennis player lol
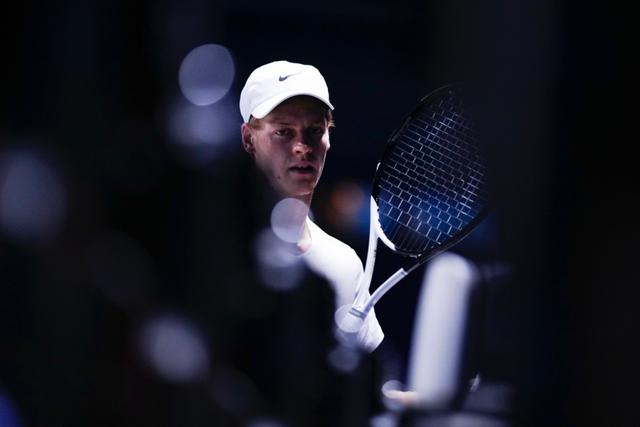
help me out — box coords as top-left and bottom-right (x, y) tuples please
(239, 60), (384, 352)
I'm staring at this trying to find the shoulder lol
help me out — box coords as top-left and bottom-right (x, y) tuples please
(302, 217), (363, 298)
(305, 219), (385, 352)
(306, 218), (361, 261)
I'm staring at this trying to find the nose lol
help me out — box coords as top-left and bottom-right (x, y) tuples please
(292, 137), (312, 155)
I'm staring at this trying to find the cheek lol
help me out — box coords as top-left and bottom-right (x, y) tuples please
(255, 143), (286, 175)
(319, 138), (330, 158)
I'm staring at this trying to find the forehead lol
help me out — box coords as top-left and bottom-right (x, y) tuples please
(264, 96), (328, 123)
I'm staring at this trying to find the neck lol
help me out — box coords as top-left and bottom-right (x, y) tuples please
(295, 218), (312, 253)
(291, 194), (312, 252)
(287, 192), (312, 207)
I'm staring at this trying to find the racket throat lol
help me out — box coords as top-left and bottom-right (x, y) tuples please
(353, 196), (381, 307)
(351, 267), (410, 320)
(366, 268), (409, 312)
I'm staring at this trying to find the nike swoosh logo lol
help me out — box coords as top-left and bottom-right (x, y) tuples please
(279, 73), (299, 81)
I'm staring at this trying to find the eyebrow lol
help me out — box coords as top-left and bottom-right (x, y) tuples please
(270, 119), (326, 127)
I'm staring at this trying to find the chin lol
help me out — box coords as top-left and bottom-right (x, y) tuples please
(280, 179), (315, 196)
(282, 185), (314, 199)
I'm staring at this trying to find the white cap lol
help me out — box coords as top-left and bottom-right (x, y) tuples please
(239, 60), (334, 123)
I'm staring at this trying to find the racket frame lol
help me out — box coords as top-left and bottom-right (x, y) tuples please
(349, 83), (490, 321)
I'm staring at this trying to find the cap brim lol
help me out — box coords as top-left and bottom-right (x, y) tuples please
(250, 90), (334, 120)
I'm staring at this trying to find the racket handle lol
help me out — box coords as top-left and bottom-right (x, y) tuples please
(335, 305), (367, 342)
(338, 268), (407, 342)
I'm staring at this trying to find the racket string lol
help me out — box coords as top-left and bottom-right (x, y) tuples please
(375, 88), (489, 255)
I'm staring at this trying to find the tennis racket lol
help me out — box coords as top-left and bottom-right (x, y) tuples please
(338, 83), (490, 334)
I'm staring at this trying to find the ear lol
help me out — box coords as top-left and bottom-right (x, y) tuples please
(241, 123), (255, 154)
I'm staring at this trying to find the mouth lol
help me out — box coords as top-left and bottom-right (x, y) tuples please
(288, 164), (316, 175)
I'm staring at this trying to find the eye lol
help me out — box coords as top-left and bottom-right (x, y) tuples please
(274, 128), (292, 137)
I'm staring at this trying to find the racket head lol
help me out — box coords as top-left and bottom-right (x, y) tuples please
(372, 83), (490, 258)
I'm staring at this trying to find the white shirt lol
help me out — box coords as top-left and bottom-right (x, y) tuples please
(300, 217), (384, 352)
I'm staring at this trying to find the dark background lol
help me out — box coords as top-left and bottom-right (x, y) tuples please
(1, 0), (637, 426)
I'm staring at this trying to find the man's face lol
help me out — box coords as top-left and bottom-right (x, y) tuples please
(242, 96), (331, 200)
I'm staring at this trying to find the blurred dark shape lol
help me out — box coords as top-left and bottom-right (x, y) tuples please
(2, 0), (637, 426)
(85, 229), (154, 309)
(145, 150), (383, 426)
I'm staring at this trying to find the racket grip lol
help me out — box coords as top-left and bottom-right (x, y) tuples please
(335, 305), (367, 337)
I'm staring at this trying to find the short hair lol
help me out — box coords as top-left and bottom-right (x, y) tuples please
(248, 109), (334, 130)
(247, 96), (335, 130)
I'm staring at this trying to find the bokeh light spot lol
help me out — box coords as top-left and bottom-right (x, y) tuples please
(270, 198), (309, 243)
(247, 417), (286, 427)
(254, 228), (305, 292)
(138, 313), (209, 383)
(0, 147), (67, 247)
(326, 180), (365, 230)
(165, 96), (240, 166)
(327, 344), (360, 373)
(0, 390), (24, 427)
(179, 43), (235, 106)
